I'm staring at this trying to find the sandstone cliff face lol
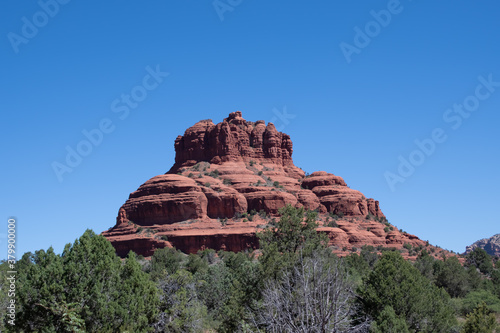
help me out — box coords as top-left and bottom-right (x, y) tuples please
(102, 112), (443, 259)
(170, 112), (298, 176)
(466, 234), (500, 257)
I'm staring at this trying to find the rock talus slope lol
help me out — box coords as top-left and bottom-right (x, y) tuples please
(102, 112), (443, 258)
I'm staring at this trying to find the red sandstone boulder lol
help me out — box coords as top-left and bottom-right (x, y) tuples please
(313, 186), (384, 218)
(200, 186), (247, 219)
(296, 189), (321, 211)
(244, 190), (298, 215)
(121, 174), (207, 225)
(302, 172), (347, 188)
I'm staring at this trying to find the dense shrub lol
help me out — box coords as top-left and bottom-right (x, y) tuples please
(358, 251), (458, 332)
(12, 230), (158, 332)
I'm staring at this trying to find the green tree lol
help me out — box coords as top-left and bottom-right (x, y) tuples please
(492, 269), (500, 299)
(185, 253), (209, 275)
(358, 251), (457, 332)
(461, 290), (500, 315)
(258, 205), (327, 279)
(0, 261), (12, 331)
(216, 251), (261, 332)
(343, 253), (370, 285)
(370, 306), (410, 333)
(61, 230), (124, 331)
(31, 301), (85, 333)
(461, 301), (497, 333)
(14, 248), (73, 332)
(13, 230), (160, 332)
(360, 245), (379, 269)
(344, 246), (380, 285)
(434, 256), (470, 297)
(118, 252), (159, 331)
(466, 247), (494, 276)
(196, 262), (234, 326)
(414, 250), (436, 282)
(154, 269), (208, 333)
(184, 251), (263, 333)
(467, 265), (483, 291)
(149, 247), (185, 280)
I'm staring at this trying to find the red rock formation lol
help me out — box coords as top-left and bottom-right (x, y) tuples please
(102, 112), (447, 259)
(123, 175), (208, 225)
(170, 112), (302, 178)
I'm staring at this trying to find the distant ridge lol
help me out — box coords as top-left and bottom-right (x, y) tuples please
(466, 233), (500, 257)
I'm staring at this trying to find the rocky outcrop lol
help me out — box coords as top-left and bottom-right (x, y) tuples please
(170, 111), (300, 176)
(466, 234), (500, 257)
(102, 111), (443, 259)
(122, 175), (208, 225)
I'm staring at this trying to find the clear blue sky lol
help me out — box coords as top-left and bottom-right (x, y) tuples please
(2, 1), (499, 259)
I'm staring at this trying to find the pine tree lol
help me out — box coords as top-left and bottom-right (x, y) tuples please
(370, 306), (409, 333)
(359, 251), (457, 332)
(61, 229), (123, 331)
(14, 248), (69, 331)
(258, 204), (327, 279)
(461, 301), (497, 333)
(118, 251), (159, 331)
(466, 247), (494, 276)
(13, 230), (160, 332)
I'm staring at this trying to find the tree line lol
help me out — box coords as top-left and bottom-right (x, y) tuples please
(1, 205), (499, 332)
